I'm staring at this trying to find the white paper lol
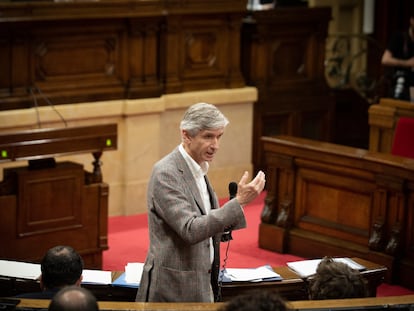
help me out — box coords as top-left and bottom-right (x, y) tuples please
(287, 259), (321, 278)
(81, 269), (112, 285)
(287, 257), (366, 278)
(0, 260), (41, 280)
(334, 258), (366, 271)
(223, 265), (281, 282)
(0, 259), (113, 285)
(124, 262), (144, 284)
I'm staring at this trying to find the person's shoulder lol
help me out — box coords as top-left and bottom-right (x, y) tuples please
(154, 148), (182, 168)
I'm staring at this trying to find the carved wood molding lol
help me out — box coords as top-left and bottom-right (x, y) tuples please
(0, 0), (246, 22)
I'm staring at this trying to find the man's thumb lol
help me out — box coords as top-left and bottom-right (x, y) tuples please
(238, 171), (249, 186)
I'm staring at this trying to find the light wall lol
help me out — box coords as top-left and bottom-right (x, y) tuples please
(0, 87), (257, 216)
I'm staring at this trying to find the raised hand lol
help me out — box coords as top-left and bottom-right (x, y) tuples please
(235, 170), (266, 207)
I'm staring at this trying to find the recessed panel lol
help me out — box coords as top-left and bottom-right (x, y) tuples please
(295, 167), (373, 244)
(17, 163), (83, 237)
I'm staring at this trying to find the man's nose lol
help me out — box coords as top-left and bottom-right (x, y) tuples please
(212, 138), (220, 148)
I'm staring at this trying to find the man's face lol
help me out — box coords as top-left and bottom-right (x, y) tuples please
(182, 128), (225, 164)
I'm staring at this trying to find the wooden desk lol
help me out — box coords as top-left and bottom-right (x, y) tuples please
(220, 266), (305, 301)
(356, 258), (388, 297)
(79, 268), (306, 302)
(259, 135), (414, 289)
(10, 294), (414, 311)
(0, 258), (385, 302)
(80, 266), (307, 302)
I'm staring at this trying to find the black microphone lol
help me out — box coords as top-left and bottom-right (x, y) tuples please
(221, 182), (238, 242)
(229, 181), (237, 200)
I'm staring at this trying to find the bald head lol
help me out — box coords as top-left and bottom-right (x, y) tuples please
(48, 286), (98, 311)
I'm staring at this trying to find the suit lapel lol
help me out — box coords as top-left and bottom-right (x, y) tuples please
(174, 148), (207, 215)
(204, 175), (218, 210)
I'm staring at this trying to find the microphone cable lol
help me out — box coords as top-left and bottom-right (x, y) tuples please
(217, 232), (231, 302)
(216, 181), (238, 302)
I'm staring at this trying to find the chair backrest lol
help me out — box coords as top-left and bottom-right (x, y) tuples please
(391, 117), (414, 158)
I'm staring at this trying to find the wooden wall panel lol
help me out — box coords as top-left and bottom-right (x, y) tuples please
(164, 13), (244, 93)
(127, 17), (163, 98)
(241, 7), (335, 172)
(0, 0), (246, 111)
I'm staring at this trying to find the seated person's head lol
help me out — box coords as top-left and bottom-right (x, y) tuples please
(40, 245), (84, 291)
(219, 289), (289, 311)
(48, 286), (98, 311)
(308, 257), (368, 300)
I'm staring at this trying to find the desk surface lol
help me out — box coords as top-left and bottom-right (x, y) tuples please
(1, 258), (386, 302)
(11, 295), (414, 311)
(223, 257), (386, 301)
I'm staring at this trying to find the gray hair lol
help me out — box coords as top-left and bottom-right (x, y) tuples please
(180, 102), (229, 137)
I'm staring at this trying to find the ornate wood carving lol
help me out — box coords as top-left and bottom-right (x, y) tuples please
(369, 220), (385, 251)
(276, 199), (292, 228)
(260, 193), (277, 224)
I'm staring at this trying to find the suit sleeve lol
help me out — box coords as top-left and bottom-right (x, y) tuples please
(149, 167), (246, 245)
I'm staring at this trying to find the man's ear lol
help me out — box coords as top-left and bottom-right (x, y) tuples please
(75, 275), (83, 286)
(181, 129), (191, 143)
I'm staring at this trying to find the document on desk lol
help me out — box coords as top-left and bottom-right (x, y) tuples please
(112, 262), (144, 288)
(221, 265), (282, 282)
(287, 257), (366, 278)
(82, 269), (112, 285)
(0, 260), (40, 280)
(0, 259), (112, 285)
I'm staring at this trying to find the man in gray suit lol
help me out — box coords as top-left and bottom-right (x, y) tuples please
(136, 102), (266, 302)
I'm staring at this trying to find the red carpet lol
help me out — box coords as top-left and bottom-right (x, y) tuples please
(103, 192), (413, 297)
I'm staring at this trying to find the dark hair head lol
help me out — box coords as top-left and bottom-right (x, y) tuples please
(48, 286), (98, 311)
(41, 245), (83, 289)
(219, 290), (288, 311)
(308, 257), (368, 300)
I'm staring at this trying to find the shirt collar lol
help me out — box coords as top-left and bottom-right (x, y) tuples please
(179, 144), (209, 177)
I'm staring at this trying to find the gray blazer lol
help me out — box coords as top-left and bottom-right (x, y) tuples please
(136, 147), (246, 302)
